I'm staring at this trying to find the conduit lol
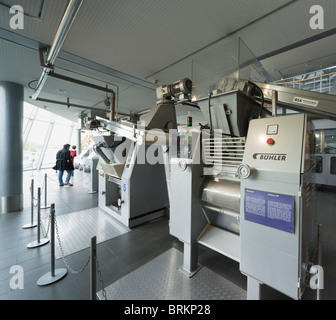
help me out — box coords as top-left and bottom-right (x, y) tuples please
(32, 0), (83, 100)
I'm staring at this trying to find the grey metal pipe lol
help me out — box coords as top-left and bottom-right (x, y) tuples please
(31, 179), (34, 225)
(50, 204), (55, 277)
(37, 188), (41, 243)
(32, 0), (84, 100)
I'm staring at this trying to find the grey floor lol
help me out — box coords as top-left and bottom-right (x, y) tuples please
(0, 169), (335, 300)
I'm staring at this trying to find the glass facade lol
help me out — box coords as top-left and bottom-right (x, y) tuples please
(275, 66), (336, 95)
(324, 129), (336, 154)
(23, 102), (77, 171)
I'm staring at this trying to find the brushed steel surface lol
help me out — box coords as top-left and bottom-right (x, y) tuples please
(97, 248), (246, 300)
(45, 207), (130, 259)
(202, 178), (241, 213)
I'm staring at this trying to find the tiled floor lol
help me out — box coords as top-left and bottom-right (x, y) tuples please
(0, 169), (335, 300)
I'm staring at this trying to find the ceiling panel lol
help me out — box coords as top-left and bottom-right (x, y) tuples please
(0, 38), (41, 86)
(1, 0), (336, 124)
(61, 0), (293, 78)
(261, 34), (336, 80)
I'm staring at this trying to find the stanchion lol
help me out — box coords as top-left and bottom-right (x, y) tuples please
(317, 224), (323, 301)
(41, 173), (50, 209)
(90, 236), (97, 300)
(22, 179), (37, 229)
(37, 204), (67, 286)
(27, 187), (49, 248)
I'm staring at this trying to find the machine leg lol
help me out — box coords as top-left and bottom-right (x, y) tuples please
(179, 242), (202, 277)
(247, 276), (263, 300)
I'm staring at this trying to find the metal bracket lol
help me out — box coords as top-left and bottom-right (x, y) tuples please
(39, 47), (54, 71)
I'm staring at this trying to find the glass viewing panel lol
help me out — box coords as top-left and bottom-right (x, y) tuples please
(314, 129), (322, 154)
(331, 157), (336, 174)
(325, 129), (336, 154)
(192, 38), (273, 101)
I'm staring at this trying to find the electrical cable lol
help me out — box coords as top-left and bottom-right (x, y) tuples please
(208, 92), (213, 131)
(28, 80), (39, 90)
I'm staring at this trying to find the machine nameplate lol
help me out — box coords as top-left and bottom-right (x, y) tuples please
(244, 189), (294, 233)
(293, 97), (319, 107)
(252, 153), (287, 161)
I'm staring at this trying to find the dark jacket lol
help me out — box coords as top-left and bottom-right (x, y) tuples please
(55, 147), (74, 171)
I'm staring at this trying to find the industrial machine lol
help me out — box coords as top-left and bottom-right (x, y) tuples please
(74, 147), (99, 193)
(84, 79), (193, 228)
(169, 39), (336, 300)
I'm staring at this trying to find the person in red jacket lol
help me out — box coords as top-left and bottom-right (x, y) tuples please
(70, 145), (77, 163)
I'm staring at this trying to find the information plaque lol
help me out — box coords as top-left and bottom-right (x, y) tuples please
(244, 189), (294, 233)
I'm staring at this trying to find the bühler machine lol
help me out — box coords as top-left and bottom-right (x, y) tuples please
(169, 39), (336, 300)
(84, 78), (193, 228)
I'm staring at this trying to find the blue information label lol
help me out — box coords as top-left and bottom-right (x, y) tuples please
(244, 189), (294, 233)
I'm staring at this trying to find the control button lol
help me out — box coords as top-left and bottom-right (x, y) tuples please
(267, 138), (275, 146)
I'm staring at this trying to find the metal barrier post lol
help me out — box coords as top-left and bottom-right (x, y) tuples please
(41, 173), (50, 209)
(317, 224), (323, 301)
(27, 187), (49, 248)
(22, 179), (37, 229)
(90, 236), (97, 300)
(37, 204), (67, 286)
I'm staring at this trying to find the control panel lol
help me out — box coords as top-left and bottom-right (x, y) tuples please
(240, 113), (311, 300)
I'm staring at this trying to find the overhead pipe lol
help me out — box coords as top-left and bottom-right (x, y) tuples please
(32, 0), (84, 100)
(33, 96), (129, 117)
(47, 71), (118, 121)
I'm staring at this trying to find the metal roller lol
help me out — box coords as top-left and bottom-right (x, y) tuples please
(201, 178), (241, 234)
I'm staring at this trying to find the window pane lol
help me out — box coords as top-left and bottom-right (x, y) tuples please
(42, 122), (75, 169)
(24, 119), (49, 171)
(23, 102), (36, 118)
(312, 156), (323, 173)
(35, 107), (54, 122)
(331, 157), (336, 175)
(314, 130), (322, 154)
(325, 129), (336, 154)
(41, 146), (60, 169)
(23, 101), (78, 170)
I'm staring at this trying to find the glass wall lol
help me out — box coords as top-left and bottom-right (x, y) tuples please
(23, 102), (77, 171)
(325, 129), (336, 154)
(275, 66), (336, 95)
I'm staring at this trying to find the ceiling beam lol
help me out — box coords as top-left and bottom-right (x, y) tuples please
(0, 27), (158, 91)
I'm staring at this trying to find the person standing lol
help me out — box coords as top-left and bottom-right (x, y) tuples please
(70, 145), (77, 163)
(55, 144), (74, 186)
(69, 145), (77, 184)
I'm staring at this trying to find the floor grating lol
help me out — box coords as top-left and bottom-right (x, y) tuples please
(42, 207), (130, 259)
(97, 248), (246, 300)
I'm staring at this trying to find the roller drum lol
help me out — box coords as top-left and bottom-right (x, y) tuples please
(201, 178), (241, 234)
